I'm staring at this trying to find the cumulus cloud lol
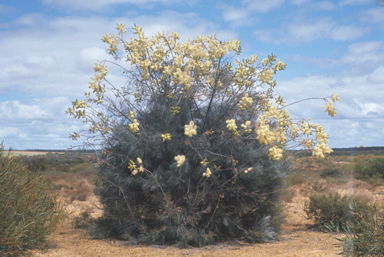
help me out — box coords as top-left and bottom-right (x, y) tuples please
(0, 11), (236, 98)
(0, 4), (17, 15)
(330, 25), (368, 41)
(0, 97), (87, 149)
(242, 0), (285, 13)
(42, 0), (181, 11)
(286, 18), (335, 42)
(339, 0), (371, 6)
(360, 8), (384, 23)
(291, 0), (310, 6)
(340, 41), (384, 73)
(275, 71), (384, 147)
(254, 18), (368, 43)
(219, 0), (284, 26)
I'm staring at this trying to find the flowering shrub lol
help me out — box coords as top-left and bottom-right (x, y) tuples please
(67, 24), (338, 247)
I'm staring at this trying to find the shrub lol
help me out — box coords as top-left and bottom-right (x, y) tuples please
(0, 146), (67, 256)
(304, 192), (370, 232)
(354, 157), (384, 181)
(22, 155), (48, 173)
(69, 162), (90, 173)
(67, 24), (338, 247)
(342, 203), (384, 256)
(320, 167), (342, 178)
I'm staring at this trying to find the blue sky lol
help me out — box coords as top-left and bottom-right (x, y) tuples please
(1, 0), (383, 149)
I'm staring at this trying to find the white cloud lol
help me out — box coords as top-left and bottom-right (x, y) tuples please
(275, 71), (384, 147)
(42, 0), (180, 11)
(242, 0), (285, 12)
(254, 18), (367, 43)
(368, 66), (384, 83)
(291, 0), (310, 6)
(360, 8), (384, 23)
(330, 25), (368, 41)
(286, 18), (334, 42)
(0, 97), (87, 149)
(340, 41), (384, 69)
(339, 0), (371, 6)
(76, 47), (109, 72)
(219, 0), (284, 26)
(0, 11), (236, 98)
(220, 6), (254, 26)
(314, 1), (337, 10)
(0, 4), (17, 15)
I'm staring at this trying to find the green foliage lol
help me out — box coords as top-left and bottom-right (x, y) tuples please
(21, 152), (90, 174)
(353, 157), (384, 181)
(304, 192), (369, 232)
(22, 155), (47, 172)
(91, 95), (290, 248)
(342, 203), (384, 256)
(0, 145), (67, 256)
(69, 162), (90, 173)
(320, 167), (342, 178)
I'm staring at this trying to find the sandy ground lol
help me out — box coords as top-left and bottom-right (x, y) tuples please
(8, 151), (63, 156)
(31, 183), (355, 257)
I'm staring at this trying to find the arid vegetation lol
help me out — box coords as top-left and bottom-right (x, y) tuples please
(2, 148), (384, 256)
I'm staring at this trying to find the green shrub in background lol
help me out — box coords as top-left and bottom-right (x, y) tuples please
(0, 145), (67, 256)
(320, 167), (342, 178)
(22, 156), (48, 173)
(304, 192), (370, 232)
(69, 162), (90, 173)
(353, 157), (384, 181)
(342, 202), (384, 256)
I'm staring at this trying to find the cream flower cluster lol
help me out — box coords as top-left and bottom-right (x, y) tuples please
(312, 125), (333, 158)
(161, 133), (172, 142)
(203, 168), (212, 177)
(238, 94), (253, 110)
(175, 155), (185, 167)
(244, 167), (253, 174)
(129, 158), (144, 175)
(322, 102), (337, 117)
(258, 70), (274, 83)
(226, 119), (237, 132)
(269, 146), (283, 161)
(322, 93), (339, 117)
(241, 121), (252, 133)
(185, 121), (197, 137)
(128, 110), (135, 119)
(128, 119), (140, 133)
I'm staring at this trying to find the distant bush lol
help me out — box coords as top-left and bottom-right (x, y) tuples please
(342, 202), (384, 256)
(320, 167), (342, 178)
(354, 157), (384, 181)
(0, 146), (67, 256)
(304, 192), (369, 232)
(22, 155), (48, 173)
(69, 162), (90, 173)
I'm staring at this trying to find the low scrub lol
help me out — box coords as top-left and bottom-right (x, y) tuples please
(320, 167), (342, 178)
(304, 192), (370, 232)
(0, 146), (67, 256)
(353, 157), (384, 181)
(342, 203), (384, 256)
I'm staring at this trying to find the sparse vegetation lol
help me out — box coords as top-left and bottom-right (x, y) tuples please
(2, 146), (383, 255)
(0, 145), (67, 257)
(342, 202), (384, 256)
(304, 192), (370, 232)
